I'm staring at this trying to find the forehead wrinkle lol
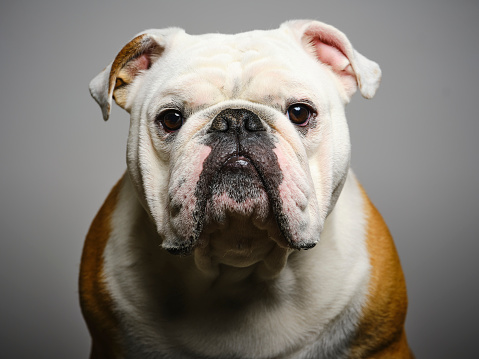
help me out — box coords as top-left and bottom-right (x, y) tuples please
(163, 36), (301, 108)
(232, 56), (294, 101)
(242, 65), (297, 109)
(191, 38), (283, 88)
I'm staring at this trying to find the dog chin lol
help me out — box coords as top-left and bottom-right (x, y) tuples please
(193, 178), (288, 271)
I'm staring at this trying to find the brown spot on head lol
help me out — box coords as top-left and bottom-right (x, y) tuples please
(108, 34), (164, 109)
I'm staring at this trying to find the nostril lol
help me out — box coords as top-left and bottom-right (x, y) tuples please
(209, 115), (229, 132)
(244, 115), (265, 132)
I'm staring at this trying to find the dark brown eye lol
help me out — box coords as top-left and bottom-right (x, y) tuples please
(287, 104), (313, 126)
(157, 110), (183, 132)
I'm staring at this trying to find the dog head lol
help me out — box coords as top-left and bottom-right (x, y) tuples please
(89, 20), (380, 272)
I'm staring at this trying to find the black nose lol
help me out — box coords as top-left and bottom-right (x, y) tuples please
(209, 109), (266, 133)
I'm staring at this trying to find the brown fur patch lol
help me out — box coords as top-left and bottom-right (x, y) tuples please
(108, 34), (147, 98)
(349, 187), (413, 358)
(79, 177), (124, 358)
(108, 34), (164, 109)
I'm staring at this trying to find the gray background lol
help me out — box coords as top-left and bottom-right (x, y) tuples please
(1, 0), (478, 358)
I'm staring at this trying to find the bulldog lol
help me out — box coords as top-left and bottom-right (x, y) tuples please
(80, 20), (413, 358)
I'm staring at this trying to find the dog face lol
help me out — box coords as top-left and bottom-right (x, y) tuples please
(90, 20), (380, 267)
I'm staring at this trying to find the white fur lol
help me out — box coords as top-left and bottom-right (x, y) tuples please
(89, 20), (382, 358)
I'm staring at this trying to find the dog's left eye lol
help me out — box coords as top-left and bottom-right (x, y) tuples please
(157, 110), (184, 132)
(287, 104), (313, 126)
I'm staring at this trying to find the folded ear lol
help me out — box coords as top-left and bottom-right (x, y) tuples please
(282, 20), (381, 100)
(89, 28), (182, 121)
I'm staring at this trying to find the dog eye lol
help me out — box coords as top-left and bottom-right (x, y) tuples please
(157, 110), (184, 132)
(287, 104), (313, 126)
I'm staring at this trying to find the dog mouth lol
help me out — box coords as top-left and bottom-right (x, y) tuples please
(195, 151), (276, 234)
(222, 155), (255, 170)
(164, 145), (289, 255)
(218, 155), (265, 194)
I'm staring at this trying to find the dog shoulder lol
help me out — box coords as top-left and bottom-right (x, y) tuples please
(348, 186), (413, 358)
(79, 176), (126, 359)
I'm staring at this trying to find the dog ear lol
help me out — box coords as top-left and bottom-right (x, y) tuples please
(89, 28), (181, 121)
(283, 20), (381, 100)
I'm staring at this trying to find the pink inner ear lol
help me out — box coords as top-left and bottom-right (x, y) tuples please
(312, 40), (354, 76)
(307, 33), (357, 97)
(124, 53), (151, 78)
(135, 53), (151, 71)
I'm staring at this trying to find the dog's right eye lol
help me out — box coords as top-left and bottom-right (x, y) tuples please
(157, 110), (184, 132)
(287, 104), (313, 126)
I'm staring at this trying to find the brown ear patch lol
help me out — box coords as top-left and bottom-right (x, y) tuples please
(108, 34), (164, 109)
